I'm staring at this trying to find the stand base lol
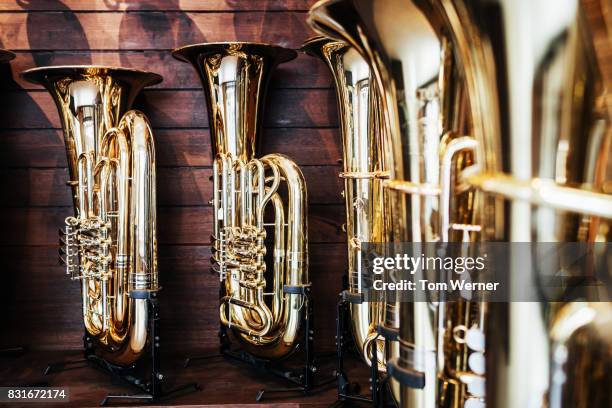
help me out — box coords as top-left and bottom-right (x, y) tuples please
(101, 382), (201, 406)
(44, 354), (199, 406)
(184, 283), (333, 401)
(184, 348), (336, 402)
(0, 346), (26, 357)
(334, 292), (397, 407)
(44, 293), (199, 406)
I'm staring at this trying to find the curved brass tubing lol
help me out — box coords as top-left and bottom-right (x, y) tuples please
(21, 66), (161, 366)
(301, 36), (390, 375)
(172, 43), (309, 360)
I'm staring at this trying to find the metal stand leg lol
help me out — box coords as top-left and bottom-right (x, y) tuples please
(43, 358), (88, 376)
(334, 292), (372, 405)
(208, 284), (333, 401)
(333, 291), (397, 407)
(0, 346), (26, 357)
(100, 293), (200, 406)
(43, 293), (198, 405)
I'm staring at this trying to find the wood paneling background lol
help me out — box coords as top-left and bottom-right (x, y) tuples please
(0, 0), (609, 354)
(0, 0), (345, 352)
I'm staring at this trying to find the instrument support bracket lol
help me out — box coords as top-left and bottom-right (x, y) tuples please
(333, 288), (397, 408)
(43, 292), (200, 406)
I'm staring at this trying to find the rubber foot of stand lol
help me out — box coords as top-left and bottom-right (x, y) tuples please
(183, 354), (222, 368)
(43, 359), (88, 376)
(100, 382), (200, 406)
(100, 393), (153, 406)
(256, 386), (306, 402)
(0, 346), (26, 357)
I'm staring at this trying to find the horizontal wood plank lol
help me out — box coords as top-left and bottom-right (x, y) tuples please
(0, 11), (316, 50)
(2, 51), (332, 90)
(0, 0), (313, 12)
(0, 166), (343, 206)
(0, 89), (338, 128)
(0, 205), (345, 245)
(1, 242), (346, 350)
(0, 128), (342, 167)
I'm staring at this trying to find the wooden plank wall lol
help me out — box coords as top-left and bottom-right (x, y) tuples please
(0, 0), (346, 352)
(0, 0), (609, 353)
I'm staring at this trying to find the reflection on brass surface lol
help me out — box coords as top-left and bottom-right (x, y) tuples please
(308, 1), (483, 407)
(173, 42), (309, 360)
(309, 0), (612, 408)
(21, 65), (162, 366)
(301, 34), (392, 385)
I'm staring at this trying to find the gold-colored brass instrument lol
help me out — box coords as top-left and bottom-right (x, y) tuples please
(172, 43), (309, 360)
(301, 36), (390, 372)
(424, 1), (612, 407)
(308, 1), (484, 407)
(312, 1), (612, 408)
(21, 66), (162, 366)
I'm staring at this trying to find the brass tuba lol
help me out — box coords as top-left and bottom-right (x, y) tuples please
(172, 43), (309, 360)
(311, 1), (612, 408)
(20, 66), (162, 366)
(308, 1), (484, 407)
(301, 36), (390, 373)
(422, 1), (612, 407)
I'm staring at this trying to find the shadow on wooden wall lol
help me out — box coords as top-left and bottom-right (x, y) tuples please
(0, 0), (345, 353)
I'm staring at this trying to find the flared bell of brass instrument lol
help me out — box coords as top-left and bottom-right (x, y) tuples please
(308, 1), (483, 408)
(172, 43), (309, 360)
(301, 33), (393, 377)
(21, 65), (162, 366)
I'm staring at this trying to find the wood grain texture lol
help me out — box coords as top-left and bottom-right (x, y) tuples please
(0, 89), (338, 128)
(0, 166), (343, 206)
(0, 205), (345, 246)
(0, 128), (342, 167)
(3, 52), (333, 90)
(0, 0), (348, 357)
(1, 244), (346, 351)
(0, 0), (313, 12)
(0, 2), (609, 407)
(0, 349), (370, 407)
(0, 11), (314, 50)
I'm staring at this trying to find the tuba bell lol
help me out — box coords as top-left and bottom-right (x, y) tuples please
(172, 43), (310, 360)
(20, 66), (162, 366)
(308, 1), (485, 407)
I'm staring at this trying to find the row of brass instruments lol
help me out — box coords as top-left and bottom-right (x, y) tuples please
(307, 1), (612, 408)
(6, 0), (611, 405)
(17, 42), (311, 397)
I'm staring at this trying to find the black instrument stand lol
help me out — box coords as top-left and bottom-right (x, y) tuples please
(184, 284), (334, 401)
(0, 346), (26, 357)
(44, 291), (199, 406)
(332, 290), (396, 407)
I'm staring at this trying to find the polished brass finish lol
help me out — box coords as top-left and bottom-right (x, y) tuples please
(172, 43), (309, 360)
(308, 1), (484, 407)
(311, 0), (612, 407)
(301, 36), (390, 374)
(425, 1), (612, 407)
(21, 66), (162, 366)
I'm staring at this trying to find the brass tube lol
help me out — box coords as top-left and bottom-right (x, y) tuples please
(301, 36), (391, 376)
(173, 43), (309, 360)
(20, 66), (162, 366)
